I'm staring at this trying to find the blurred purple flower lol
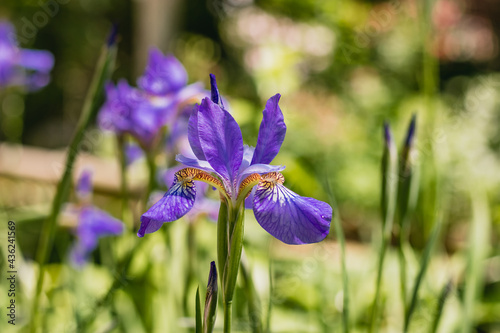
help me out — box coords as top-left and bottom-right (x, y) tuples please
(138, 48), (187, 96)
(98, 80), (166, 148)
(70, 171), (124, 268)
(0, 21), (54, 90)
(138, 75), (332, 245)
(75, 169), (93, 202)
(124, 142), (144, 166)
(98, 50), (204, 150)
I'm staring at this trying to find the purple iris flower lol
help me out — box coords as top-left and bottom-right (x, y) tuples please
(98, 80), (166, 148)
(98, 49), (203, 149)
(138, 48), (188, 96)
(70, 170), (124, 267)
(0, 21), (54, 90)
(138, 75), (332, 245)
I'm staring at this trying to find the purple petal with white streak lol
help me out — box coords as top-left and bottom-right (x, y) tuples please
(253, 184), (332, 244)
(138, 180), (196, 237)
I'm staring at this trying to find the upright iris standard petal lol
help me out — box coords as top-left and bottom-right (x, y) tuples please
(187, 107), (207, 160)
(175, 155), (216, 174)
(138, 178), (196, 237)
(209, 73), (225, 109)
(252, 173), (332, 245)
(197, 97), (244, 183)
(251, 94), (286, 165)
(138, 48), (188, 95)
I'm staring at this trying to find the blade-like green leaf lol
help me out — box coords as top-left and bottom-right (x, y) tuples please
(30, 26), (118, 333)
(196, 287), (202, 333)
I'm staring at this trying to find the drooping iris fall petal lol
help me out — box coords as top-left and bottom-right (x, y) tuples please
(252, 173), (332, 245)
(138, 179), (196, 237)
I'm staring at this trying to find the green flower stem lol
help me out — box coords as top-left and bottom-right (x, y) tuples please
(116, 135), (131, 225)
(196, 287), (202, 333)
(30, 32), (117, 333)
(223, 300), (233, 333)
(462, 189), (490, 333)
(404, 212), (443, 332)
(183, 221), (197, 316)
(218, 201), (245, 333)
(265, 259), (273, 333)
(397, 235), (408, 315)
(217, 199), (229, 289)
(144, 151), (157, 207)
(369, 126), (398, 333)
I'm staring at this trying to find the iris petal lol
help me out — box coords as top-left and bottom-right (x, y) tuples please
(138, 48), (187, 95)
(76, 169), (93, 201)
(176, 154), (216, 174)
(209, 73), (224, 108)
(197, 97), (243, 183)
(138, 179), (196, 237)
(238, 164), (285, 188)
(18, 49), (54, 72)
(252, 174), (332, 244)
(71, 206), (124, 267)
(78, 206), (124, 237)
(187, 106), (207, 160)
(251, 94), (286, 165)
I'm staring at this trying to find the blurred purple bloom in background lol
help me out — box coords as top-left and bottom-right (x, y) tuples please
(139, 75), (332, 245)
(0, 21), (54, 90)
(138, 48), (188, 96)
(97, 48), (203, 150)
(98, 80), (166, 148)
(70, 170), (124, 267)
(124, 142), (144, 166)
(75, 169), (93, 202)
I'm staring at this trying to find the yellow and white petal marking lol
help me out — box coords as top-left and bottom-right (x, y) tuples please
(175, 167), (227, 197)
(236, 172), (285, 206)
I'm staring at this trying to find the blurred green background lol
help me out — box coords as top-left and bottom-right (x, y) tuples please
(1, 0), (500, 332)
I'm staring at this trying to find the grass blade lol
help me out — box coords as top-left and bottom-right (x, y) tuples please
(462, 189), (490, 333)
(325, 178), (349, 333)
(30, 25), (118, 333)
(430, 279), (453, 333)
(196, 287), (202, 333)
(404, 211), (443, 332)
